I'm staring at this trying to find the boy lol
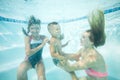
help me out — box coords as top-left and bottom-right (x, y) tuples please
(47, 22), (78, 80)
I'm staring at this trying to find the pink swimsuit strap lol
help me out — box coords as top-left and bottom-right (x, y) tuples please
(85, 68), (108, 78)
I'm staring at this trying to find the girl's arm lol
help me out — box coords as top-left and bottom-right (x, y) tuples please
(25, 36), (48, 57)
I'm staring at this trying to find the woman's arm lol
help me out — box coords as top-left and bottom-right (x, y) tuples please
(25, 36), (48, 57)
(63, 53), (96, 72)
(62, 49), (82, 61)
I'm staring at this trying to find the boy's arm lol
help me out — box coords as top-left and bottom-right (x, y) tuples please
(59, 33), (64, 40)
(62, 40), (70, 47)
(50, 40), (65, 60)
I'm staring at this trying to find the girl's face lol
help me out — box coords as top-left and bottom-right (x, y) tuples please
(80, 32), (93, 47)
(29, 24), (40, 36)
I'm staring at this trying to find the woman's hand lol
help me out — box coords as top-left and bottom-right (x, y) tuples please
(72, 54), (81, 61)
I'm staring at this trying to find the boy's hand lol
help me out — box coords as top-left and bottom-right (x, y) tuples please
(65, 40), (70, 46)
(59, 58), (67, 66)
(62, 40), (70, 47)
(59, 56), (66, 61)
(60, 33), (64, 40)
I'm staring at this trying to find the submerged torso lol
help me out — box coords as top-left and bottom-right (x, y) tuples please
(81, 48), (108, 80)
(28, 35), (44, 68)
(50, 37), (63, 65)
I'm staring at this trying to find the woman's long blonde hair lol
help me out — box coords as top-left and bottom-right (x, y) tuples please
(87, 9), (106, 47)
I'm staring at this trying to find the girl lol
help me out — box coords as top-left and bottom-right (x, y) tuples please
(17, 16), (49, 80)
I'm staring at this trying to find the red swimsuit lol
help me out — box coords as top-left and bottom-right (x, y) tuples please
(85, 68), (108, 78)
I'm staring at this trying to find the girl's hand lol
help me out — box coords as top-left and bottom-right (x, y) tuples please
(43, 38), (49, 45)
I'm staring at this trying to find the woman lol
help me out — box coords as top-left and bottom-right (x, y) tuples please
(62, 9), (108, 80)
(17, 16), (49, 80)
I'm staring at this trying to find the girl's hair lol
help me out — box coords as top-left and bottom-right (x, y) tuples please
(22, 16), (41, 36)
(87, 9), (106, 47)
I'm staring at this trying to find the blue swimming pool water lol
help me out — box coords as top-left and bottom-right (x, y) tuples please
(0, 0), (120, 80)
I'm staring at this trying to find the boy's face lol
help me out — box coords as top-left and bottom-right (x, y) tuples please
(49, 24), (61, 39)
